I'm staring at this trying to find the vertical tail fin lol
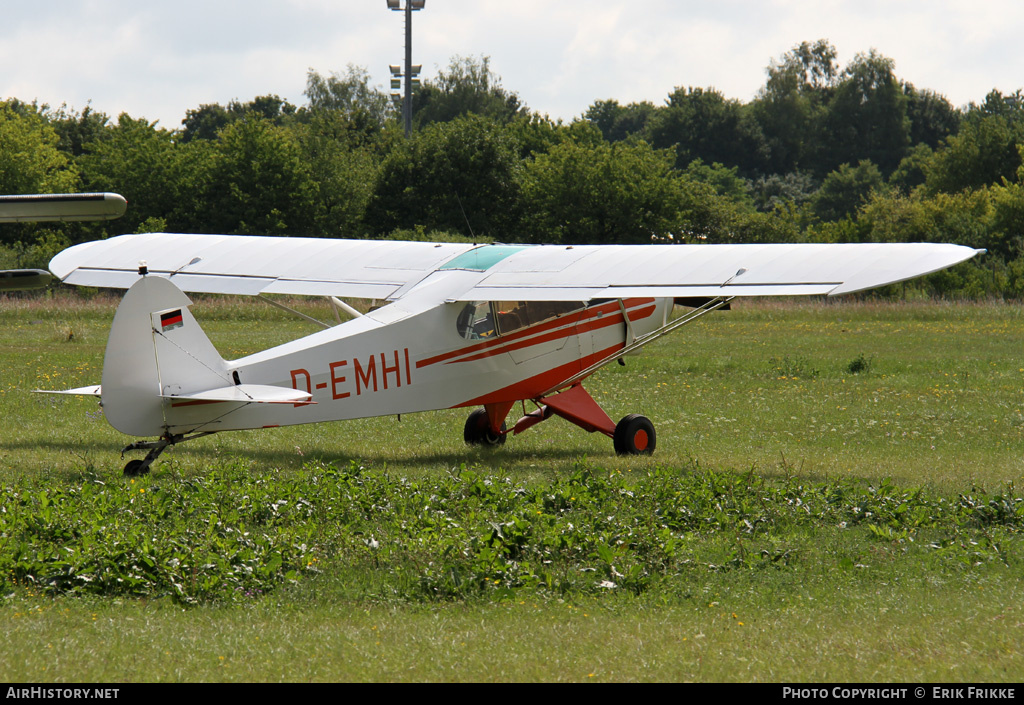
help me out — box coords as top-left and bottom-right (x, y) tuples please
(101, 276), (228, 436)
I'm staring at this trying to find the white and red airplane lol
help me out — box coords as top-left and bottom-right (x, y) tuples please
(43, 233), (981, 475)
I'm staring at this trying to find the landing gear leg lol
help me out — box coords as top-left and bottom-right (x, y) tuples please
(121, 435), (176, 477)
(510, 385), (658, 456)
(120, 431), (216, 476)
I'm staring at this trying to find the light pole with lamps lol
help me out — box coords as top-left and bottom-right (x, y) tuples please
(386, 0), (425, 137)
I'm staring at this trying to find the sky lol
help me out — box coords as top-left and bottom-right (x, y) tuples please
(2, 0), (1022, 129)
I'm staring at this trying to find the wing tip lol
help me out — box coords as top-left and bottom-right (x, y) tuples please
(827, 243), (985, 297)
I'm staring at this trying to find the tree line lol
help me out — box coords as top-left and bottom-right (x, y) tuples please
(2, 41), (1022, 298)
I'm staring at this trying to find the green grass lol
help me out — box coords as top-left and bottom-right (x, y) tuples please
(4, 582), (1021, 682)
(1, 292), (1022, 681)
(4, 294), (1022, 487)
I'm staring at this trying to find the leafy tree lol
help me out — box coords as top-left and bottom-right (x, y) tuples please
(989, 174), (1024, 259)
(295, 118), (380, 237)
(180, 103), (233, 142)
(366, 114), (522, 239)
(165, 138), (216, 232)
(584, 99), (658, 143)
(647, 87), (767, 173)
(823, 50), (910, 176)
(973, 88), (1024, 119)
(903, 85), (960, 149)
(0, 101), (79, 196)
(0, 101), (81, 249)
(683, 160), (755, 210)
(750, 171), (817, 212)
(198, 117), (316, 235)
(519, 138), (693, 244)
(888, 143), (934, 194)
(181, 95), (297, 142)
(289, 66), (398, 236)
(78, 113), (181, 235)
(48, 103), (111, 157)
(503, 113), (566, 158)
(303, 66), (392, 138)
(811, 160), (886, 223)
(0, 231), (72, 270)
(924, 110), (1024, 194)
(751, 39), (838, 174)
(858, 188), (995, 253)
(772, 39), (840, 91)
(413, 55), (524, 128)
(504, 114), (605, 161)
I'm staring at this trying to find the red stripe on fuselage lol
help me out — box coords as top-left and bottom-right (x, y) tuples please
(452, 303), (656, 365)
(454, 342), (627, 408)
(417, 298), (655, 369)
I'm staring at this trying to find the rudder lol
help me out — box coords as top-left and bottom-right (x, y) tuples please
(101, 275), (229, 436)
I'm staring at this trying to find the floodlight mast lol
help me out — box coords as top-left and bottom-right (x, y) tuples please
(387, 0), (424, 137)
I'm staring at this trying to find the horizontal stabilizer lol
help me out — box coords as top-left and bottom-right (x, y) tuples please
(35, 385), (102, 396)
(161, 384), (313, 405)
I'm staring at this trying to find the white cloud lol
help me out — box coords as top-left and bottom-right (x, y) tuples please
(1, 0), (1021, 127)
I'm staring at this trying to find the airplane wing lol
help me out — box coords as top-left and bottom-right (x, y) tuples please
(49, 233), (981, 302)
(0, 192), (127, 291)
(0, 269), (53, 291)
(50, 233), (476, 300)
(0, 193), (127, 223)
(451, 242), (983, 300)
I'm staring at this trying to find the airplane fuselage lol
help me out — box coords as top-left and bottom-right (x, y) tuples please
(164, 294), (670, 435)
(101, 269), (672, 438)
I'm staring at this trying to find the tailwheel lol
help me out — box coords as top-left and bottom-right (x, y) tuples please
(123, 459), (150, 477)
(614, 414), (656, 455)
(464, 408), (507, 447)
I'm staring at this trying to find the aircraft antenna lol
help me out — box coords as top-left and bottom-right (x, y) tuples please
(455, 191), (476, 240)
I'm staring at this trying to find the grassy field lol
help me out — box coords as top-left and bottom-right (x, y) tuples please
(0, 292), (1021, 682)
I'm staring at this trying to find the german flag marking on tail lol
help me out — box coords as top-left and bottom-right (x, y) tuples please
(160, 309), (183, 332)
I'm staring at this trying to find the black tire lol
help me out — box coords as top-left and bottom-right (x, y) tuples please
(123, 459), (150, 477)
(613, 414), (656, 455)
(464, 408), (507, 447)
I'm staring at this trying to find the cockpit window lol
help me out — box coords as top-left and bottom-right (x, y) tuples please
(458, 300), (586, 340)
(456, 301), (496, 340)
(494, 301), (584, 335)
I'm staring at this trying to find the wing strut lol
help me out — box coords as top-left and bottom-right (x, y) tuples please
(329, 296), (363, 320)
(617, 299), (636, 346)
(541, 296), (734, 396)
(256, 295), (362, 328)
(257, 295), (332, 329)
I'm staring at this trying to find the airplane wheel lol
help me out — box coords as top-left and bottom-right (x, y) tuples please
(614, 414), (656, 455)
(123, 459), (150, 477)
(464, 408), (507, 447)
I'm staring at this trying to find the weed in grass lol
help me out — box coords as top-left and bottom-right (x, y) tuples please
(845, 352), (874, 375)
(767, 355), (819, 379)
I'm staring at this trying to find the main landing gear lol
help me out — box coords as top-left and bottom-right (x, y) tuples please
(463, 384), (656, 456)
(612, 414), (656, 455)
(464, 408), (506, 447)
